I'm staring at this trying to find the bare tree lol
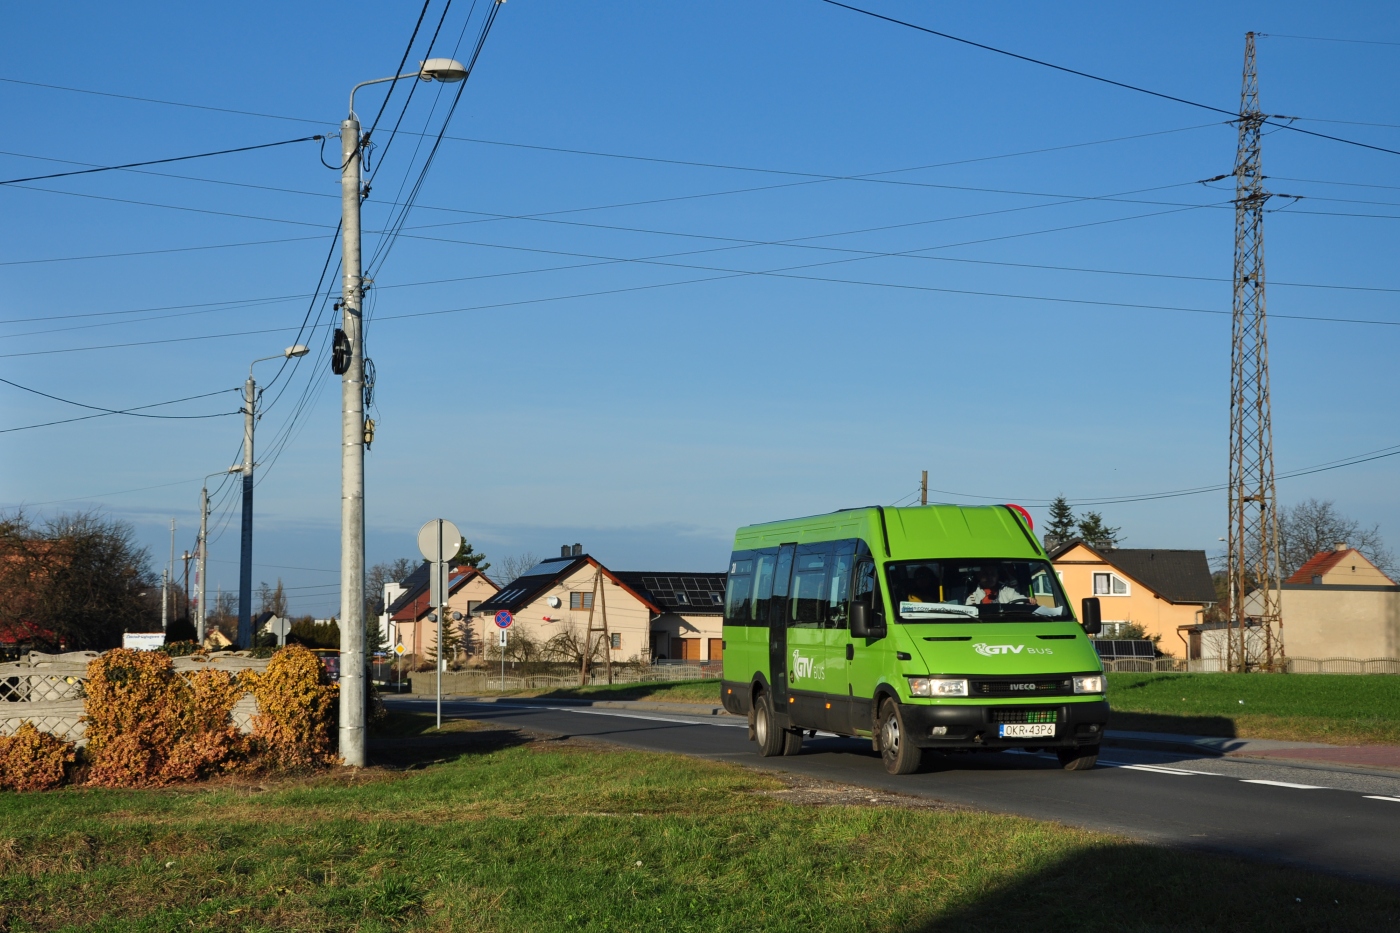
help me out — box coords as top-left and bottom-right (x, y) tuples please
(0, 510), (157, 649)
(366, 557), (419, 617)
(256, 578), (288, 618)
(1278, 498), (1396, 580)
(495, 551), (541, 585)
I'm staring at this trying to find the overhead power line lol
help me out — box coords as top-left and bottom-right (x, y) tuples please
(0, 135), (323, 186)
(815, 0), (1400, 159)
(1259, 33), (1400, 48)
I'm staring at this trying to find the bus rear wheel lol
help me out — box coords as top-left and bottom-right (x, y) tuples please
(1057, 745), (1099, 771)
(754, 690), (803, 757)
(878, 698), (923, 775)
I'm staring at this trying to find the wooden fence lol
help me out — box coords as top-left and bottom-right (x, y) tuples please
(0, 650), (269, 745)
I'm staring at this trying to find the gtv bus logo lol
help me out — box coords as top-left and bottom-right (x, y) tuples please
(791, 649), (825, 680)
(973, 643), (1025, 657)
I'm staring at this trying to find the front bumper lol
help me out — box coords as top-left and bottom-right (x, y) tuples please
(899, 698), (1109, 749)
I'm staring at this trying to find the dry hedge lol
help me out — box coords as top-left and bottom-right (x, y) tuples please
(248, 645), (338, 769)
(0, 722), (76, 791)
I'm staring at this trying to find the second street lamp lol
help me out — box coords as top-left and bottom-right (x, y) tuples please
(337, 57), (468, 768)
(237, 344), (310, 649)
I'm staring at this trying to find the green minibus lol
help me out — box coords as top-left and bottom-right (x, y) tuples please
(718, 504), (1109, 774)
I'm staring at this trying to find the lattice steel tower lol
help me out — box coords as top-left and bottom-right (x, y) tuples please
(1227, 32), (1283, 672)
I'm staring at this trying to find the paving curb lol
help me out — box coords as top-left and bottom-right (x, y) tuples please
(384, 695), (737, 718)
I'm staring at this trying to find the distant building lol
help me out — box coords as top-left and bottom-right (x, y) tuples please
(387, 564), (499, 665)
(1048, 540), (1216, 657)
(1262, 543), (1399, 660)
(473, 547), (726, 664)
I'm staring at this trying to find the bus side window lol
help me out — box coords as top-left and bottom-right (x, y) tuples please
(751, 551), (777, 624)
(789, 546), (828, 629)
(853, 560), (884, 625)
(827, 551), (854, 629)
(725, 556), (754, 622)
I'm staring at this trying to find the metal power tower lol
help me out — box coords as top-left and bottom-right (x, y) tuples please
(1226, 32), (1283, 672)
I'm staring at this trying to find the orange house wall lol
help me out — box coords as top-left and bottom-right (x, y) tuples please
(1052, 543), (1204, 657)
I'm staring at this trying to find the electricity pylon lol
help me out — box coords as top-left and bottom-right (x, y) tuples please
(1226, 32), (1283, 672)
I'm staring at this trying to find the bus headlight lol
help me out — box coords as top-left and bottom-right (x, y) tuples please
(907, 677), (968, 697)
(1073, 675), (1104, 695)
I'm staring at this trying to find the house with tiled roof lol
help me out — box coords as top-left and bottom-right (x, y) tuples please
(387, 564), (498, 666)
(473, 546), (727, 663)
(1048, 540), (1216, 656)
(1268, 543), (1400, 660)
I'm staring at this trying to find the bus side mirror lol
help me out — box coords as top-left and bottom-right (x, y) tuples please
(1081, 597), (1102, 635)
(850, 601), (871, 638)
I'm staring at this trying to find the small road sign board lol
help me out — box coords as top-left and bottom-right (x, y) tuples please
(417, 518), (462, 563)
(494, 610), (513, 629)
(498, 628), (508, 647)
(393, 644), (406, 656)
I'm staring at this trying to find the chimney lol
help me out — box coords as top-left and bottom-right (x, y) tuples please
(572, 543), (583, 557)
(1334, 542), (1348, 552)
(561, 545), (571, 558)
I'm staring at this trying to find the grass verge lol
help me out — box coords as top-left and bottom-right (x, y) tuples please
(1, 714), (1398, 932)
(1107, 672), (1400, 745)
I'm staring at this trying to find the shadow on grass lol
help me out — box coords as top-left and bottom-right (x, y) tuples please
(900, 841), (1400, 932)
(368, 711), (532, 770)
(1109, 711), (1237, 737)
(535, 681), (719, 703)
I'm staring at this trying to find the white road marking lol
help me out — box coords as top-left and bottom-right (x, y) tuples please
(1363, 795), (1400, 803)
(1241, 779), (1330, 790)
(1100, 762), (1220, 776)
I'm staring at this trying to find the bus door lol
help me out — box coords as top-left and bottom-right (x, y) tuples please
(845, 556), (887, 736)
(787, 545), (833, 730)
(767, 544), (796, 713)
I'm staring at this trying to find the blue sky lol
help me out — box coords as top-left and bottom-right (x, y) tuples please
(3, 1), (1400, 616)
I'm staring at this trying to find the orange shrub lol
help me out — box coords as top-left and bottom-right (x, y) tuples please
(82, 648), (246, 787)
(247, 645), (338, 769)
(0, 722), (76, 792)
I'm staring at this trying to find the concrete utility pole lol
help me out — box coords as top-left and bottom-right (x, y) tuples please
(196, 467), (239, 645)
(239, 371), (255, 648)
(181, 551), (191, 622)
(338, 103), (368, 767)
(163, 519), (176, 632)
(339, 58), (468, 768)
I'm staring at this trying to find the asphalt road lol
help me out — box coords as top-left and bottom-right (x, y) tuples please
(386, 697), (1400, 887)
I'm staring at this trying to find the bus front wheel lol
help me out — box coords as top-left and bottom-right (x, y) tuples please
(878, 698), (923, 775)
(754, 690), (803, 757)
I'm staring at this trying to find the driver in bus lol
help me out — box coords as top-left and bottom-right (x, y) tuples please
(965, 566), (1026, 605)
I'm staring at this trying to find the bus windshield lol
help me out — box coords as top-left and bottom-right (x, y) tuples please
(885, 558), (1071, 623)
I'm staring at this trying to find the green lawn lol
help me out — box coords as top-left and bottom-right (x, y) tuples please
(1, 713), (1398, 932)
(1107, 672), (1400, 745)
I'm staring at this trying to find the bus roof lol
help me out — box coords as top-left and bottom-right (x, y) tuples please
(732, 505), (1044, 561)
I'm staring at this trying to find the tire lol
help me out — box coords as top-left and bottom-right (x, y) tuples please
(754, 691), (786, 757)
(877, 698), (923, 775)
(781, 725), (804, 756)
(1057, 744), (1099, 771)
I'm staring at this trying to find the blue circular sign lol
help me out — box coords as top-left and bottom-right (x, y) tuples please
(494, 610), (513, 629)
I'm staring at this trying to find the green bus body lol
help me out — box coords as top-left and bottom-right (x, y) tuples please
(719, 505), (1109, 772)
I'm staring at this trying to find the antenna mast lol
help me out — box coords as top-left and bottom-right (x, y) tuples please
(1227, 32), (1283, 672)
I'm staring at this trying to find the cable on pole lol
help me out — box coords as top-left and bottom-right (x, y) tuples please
(0, 136), (324, 186)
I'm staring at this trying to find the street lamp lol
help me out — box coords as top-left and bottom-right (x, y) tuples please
(337, 59), (467, 768)
(237, 344), (311, 649)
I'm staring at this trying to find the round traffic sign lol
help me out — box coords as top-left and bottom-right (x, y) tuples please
(494, 610), (513, 629)
(417, 518), (463, 563)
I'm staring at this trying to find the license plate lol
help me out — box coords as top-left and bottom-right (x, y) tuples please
(999, 723), (1056, 738)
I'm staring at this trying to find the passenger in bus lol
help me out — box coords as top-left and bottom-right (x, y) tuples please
(903, 566), (941, 604)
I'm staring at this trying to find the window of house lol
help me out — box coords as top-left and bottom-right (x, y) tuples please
(1092, 572), (1130, 596)
(570, 591), (594, 610)
(610, 633), (621, 650)
(674, 591), (689, 605)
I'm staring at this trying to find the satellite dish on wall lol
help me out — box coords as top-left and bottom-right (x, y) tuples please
(546, 596), (561, 609)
